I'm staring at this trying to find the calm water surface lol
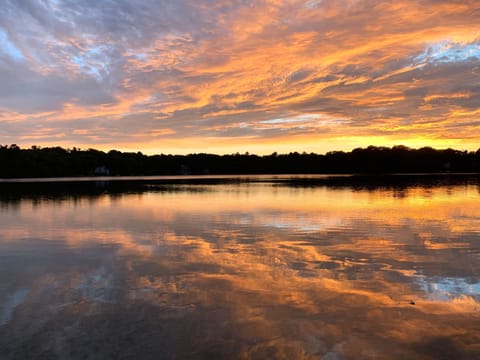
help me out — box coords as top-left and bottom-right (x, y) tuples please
(1, 175), (480, 359)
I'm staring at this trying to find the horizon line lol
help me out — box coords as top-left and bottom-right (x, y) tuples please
(2, 143), (479, 157)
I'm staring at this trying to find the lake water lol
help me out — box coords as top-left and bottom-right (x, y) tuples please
(1, 175), (480, 359)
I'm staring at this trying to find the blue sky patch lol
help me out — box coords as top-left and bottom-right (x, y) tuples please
(0, 29), (24, 61)
(414, 41), (480, 66)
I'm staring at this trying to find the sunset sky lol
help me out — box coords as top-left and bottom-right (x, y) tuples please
(0, 0), (479, 154)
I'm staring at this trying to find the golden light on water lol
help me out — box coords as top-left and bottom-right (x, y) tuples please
(1, 178), (480, 357)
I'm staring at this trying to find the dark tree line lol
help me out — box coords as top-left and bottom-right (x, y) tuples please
(1, 144), (480, 178)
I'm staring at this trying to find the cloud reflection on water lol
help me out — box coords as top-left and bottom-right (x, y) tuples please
(0, 178), (480, 359)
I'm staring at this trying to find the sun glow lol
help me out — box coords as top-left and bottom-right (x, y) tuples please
(0, 1), (479, 154)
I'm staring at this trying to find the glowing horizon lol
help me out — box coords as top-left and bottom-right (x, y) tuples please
(0, 1), (479, 155)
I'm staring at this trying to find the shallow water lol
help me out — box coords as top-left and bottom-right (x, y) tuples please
(1, 175), (480, 359)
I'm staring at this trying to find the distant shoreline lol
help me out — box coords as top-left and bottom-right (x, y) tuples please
(1, 145), (479, 178)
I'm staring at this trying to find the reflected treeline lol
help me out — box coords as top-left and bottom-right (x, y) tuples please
(1, 144), (480, 177)
(0, 181), (210, 205)
(275, 173), (480, 191)
(1, 174), (479, 205)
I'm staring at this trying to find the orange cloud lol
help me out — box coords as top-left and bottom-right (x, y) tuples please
(0, 0), (479, 153)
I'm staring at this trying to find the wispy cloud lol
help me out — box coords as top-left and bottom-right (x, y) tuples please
(0, 0), (479, 153)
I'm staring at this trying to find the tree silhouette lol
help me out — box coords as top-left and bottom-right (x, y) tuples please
(0, 145), (479, 178)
